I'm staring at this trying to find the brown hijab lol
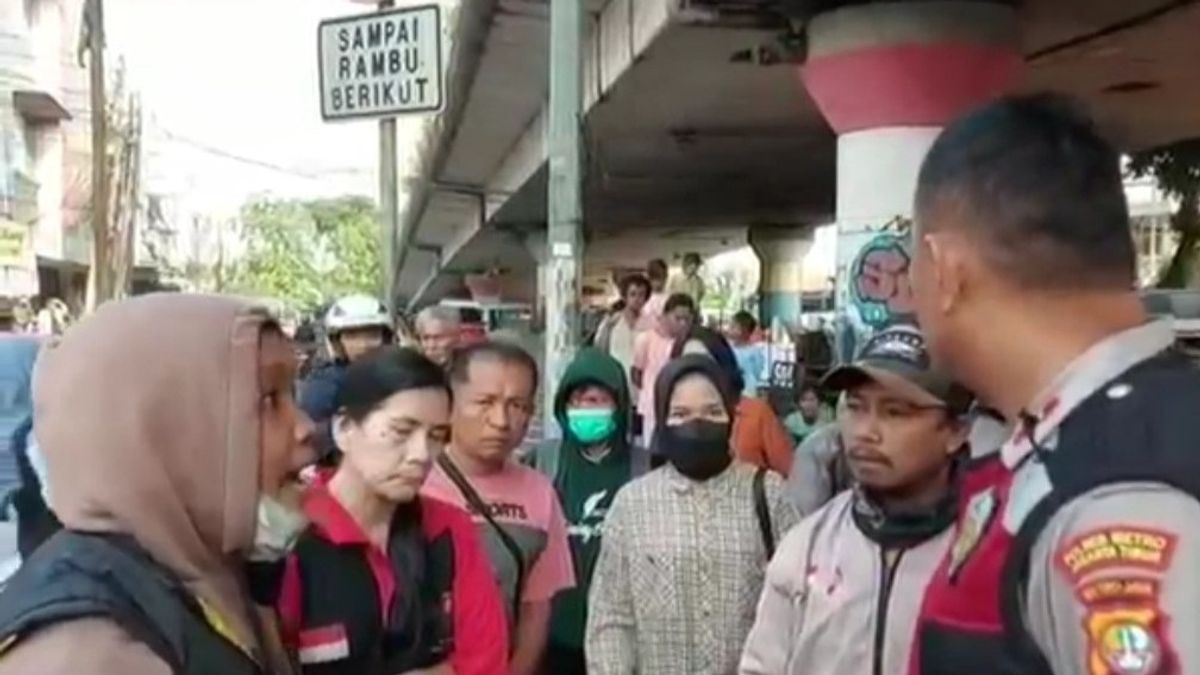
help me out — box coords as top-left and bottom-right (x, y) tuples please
(33, 294), (269, 658)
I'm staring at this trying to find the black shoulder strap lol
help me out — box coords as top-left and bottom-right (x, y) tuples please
(995, 488), (1061, 675)
(436, 454), (526, 619)
(753, 467), (775, 558)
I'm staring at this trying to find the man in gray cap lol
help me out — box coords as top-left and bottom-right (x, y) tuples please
(742, 324), (972, 675)
(785, 324), (976, 516)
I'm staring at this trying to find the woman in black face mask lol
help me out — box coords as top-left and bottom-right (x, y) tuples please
(584, 355), (801, 674)
(669, 326), (795, 475)
(653, 354), (739, 480)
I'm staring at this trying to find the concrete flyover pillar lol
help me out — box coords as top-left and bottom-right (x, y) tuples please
(748, 224), (814, 335)
(800, 0), (1021, 359)
(524, 234), (549, 318)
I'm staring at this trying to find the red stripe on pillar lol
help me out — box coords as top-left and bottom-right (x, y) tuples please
(801, 42), (1021, 134)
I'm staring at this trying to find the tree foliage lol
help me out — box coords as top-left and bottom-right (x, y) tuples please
(230, 196), (382, 311)
(703, 266), (755, 314)
(309, 197), (384, 299)
(1128, 138), (1200, 288)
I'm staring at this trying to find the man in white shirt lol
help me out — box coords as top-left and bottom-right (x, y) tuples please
(594, 275), (651, 394)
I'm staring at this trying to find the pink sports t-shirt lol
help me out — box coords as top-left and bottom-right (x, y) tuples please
(423, 459), (576, 615)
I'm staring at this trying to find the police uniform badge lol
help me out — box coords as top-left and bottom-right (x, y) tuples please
(1085, 605), (1166, 675)
(948, 487), (997, 579)
(1063, 529), (1180, 675)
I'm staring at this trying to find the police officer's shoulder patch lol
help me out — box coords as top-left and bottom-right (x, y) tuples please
(1085, 606), (1165, 675)
(1080, 578), (1174, 675)
(1056, 526), (1177, 585)
(1076, 577), (1160, 606)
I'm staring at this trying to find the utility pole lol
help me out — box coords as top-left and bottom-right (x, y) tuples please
(378, 0), (399, 320)
(544, 0), (583, 436)
(117, 94), (142, 298)
(84, 0), (110, 308)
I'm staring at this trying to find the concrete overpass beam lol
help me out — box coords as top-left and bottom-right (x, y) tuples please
(801, 0), (1021, 358)
(748, 225), (814, 335)
(485, 0), (675, 204)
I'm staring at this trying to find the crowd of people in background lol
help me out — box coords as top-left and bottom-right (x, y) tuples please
(0, 298), (73, 337)
(0, 92), (1195, 675)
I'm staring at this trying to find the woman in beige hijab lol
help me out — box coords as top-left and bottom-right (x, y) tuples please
(0, 294), (316, 674)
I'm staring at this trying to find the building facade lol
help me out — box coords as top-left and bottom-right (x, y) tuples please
(1126, 175), (1179, 288)
(0, 0), (93, 317)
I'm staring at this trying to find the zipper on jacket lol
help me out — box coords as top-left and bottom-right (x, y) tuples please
(871, 548), (905, 675)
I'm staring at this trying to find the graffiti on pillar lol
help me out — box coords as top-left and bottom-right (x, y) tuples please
(849, 222), (915, 331)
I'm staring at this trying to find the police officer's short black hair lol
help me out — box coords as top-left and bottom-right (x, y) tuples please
(618, 274), (651, 299)
(732, 310), (757, 334)
(337, 346), (449, 422)
(664, 293), (696, 315)
(448, 340), (539, 394)
(915, 93), (1135, 290)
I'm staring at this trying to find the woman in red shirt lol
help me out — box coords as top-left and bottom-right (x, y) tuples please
(278, 346), (508, 675)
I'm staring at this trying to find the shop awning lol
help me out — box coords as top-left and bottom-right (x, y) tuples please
(13, 90), (71, 125)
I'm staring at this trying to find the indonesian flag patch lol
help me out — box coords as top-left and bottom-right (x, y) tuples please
(298, 624), (351, 664)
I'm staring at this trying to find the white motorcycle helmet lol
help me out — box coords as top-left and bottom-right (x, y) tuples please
(324, 294), (393, 338)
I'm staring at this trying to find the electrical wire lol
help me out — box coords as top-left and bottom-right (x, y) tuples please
(157, 129), (320, 179)
(156, 128), (372, 180)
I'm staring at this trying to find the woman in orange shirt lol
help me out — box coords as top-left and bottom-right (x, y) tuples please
(671, 326), (795, 476)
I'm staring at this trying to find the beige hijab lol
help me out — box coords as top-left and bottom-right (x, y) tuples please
(33, 294), (268, 658)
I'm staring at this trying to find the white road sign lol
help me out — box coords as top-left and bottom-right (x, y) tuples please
(318, 5), (443, 121)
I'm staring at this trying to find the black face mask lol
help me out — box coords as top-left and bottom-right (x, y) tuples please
(659, 420), (732, 481)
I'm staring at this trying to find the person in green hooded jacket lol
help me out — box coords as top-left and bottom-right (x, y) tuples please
(527, 347), (650, 674)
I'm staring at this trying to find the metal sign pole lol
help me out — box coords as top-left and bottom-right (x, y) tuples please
(378, 0), (399, 320)
(321, 2), (442, 318)
(544, 0), (583, 437)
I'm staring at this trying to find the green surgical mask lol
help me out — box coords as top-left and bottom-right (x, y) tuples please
(566, 407), (618, 444)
